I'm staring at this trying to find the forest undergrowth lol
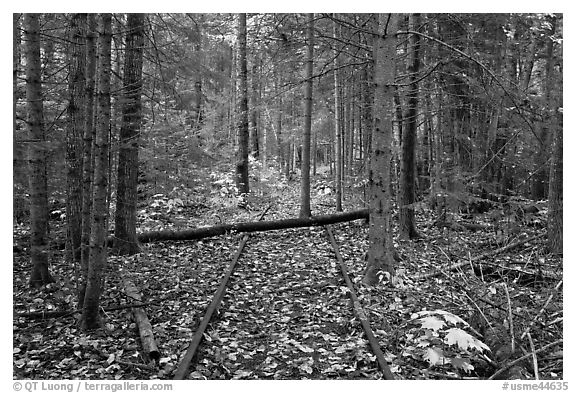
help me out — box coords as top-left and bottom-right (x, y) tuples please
(13, 162), (563, 380)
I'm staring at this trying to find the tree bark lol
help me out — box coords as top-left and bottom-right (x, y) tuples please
(547, 112), (562, 255)
(546, 16), (562, 255)
(360, 65), (373, 179)
(520, 18), (538, 92)
(235, 13), (250, 197)
(25, 13), (54, 288)
(363, 14), (398, 286)
(300, 13), (314, 218)
(138, 209), (369, 243)
(193, 16), (203, 131)
(13, 13), (20, 159)
(66, 14), (86, 265)
(532, 17), (556, 201)
(114, 13), (145, 256)
(250, 56), (260, 158)
(274, 69), (286, 179)
(81, 13), (112, 331)
(79, 15), (97, 307)
(333, 15), (343, 212)
(399, 13), (421, 239)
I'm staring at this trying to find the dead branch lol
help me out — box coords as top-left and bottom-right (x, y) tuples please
(520, 279), (563, 340)
(415, 233), (545, 280)
(488, 339), (562, 380)
(14, 301), (155, 320)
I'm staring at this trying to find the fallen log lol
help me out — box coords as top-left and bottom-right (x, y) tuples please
(123, 280), (160, 362)
(139, 208), (369, 243)
(46, 208), (369, 249)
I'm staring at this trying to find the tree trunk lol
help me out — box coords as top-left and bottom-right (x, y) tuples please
(363, 13), (398, 286)
(547, 113), (562, 255)
(275, 78), (286, 179)
(66, 14), (86, 266)
(13, 13), (20, 167)
(139, 209), (369, 243)
(546, 16), (562, 255)
(250, 57), (260, 158)
(193, 17), (203, 131)
(114, 13), (145, 256)
(361, 65), (373, 178)
(398, 13), (421, 240)
(79, 14), (97, 307)
(520, 19), (538, 92)
(235, 13), (249, 197)
(25, 14), (54, 288)
(229, 44), (236, 139)
(81, 13), (112, 331)
(300, 13), (314, 218)
(531, 125), (548, 200)
(346, 80), (354, 175)
(333, 15), (343, 212)
(312, 121), (318, 176)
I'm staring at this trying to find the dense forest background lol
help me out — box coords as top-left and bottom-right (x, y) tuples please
(13, 13), (563, 381)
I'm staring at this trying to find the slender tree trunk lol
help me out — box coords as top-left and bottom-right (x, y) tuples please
(285, 142), (292, 179)
(235, 14), (250, 198)
(364, 14), (398, 285)
(312, 123), (318, 176)
(229, 44), (236, 139)
(361, 65), (373, 179)
(531, 125), (548, 200)
(13, 13), (19, 139)
(274, 74), (285, 179)
(114, 13), (145, 256)
(261, 95), (268, 166)
(532, 18), (556, 201)
(111, 16), (124, 137)
(250, 57), (260, 158)
(81, 13), (112, 330)
(79, 15), (97, 307)
(333, 15), (343, 212)
(521, 20), (538, 92)
(399, 13), (421, 239)
(25, 13), (54, 288)
(14, 14), (22, 208)
(66, 14), (86, 266)
(546, 15), (562, 255)
(194, 17), (203, 131)
(432, 87), (444, 213)
(547, 113), (562, 255)
(346, 80), (354, 175)
(299, 13), (314, 218)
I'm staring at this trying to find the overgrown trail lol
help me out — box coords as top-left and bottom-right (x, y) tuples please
(188, 227), (387, 379)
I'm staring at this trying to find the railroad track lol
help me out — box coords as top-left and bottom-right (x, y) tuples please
(173, 212), (394, 380)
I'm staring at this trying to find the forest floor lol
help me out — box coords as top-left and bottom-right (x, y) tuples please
(13, 160), (563, 380)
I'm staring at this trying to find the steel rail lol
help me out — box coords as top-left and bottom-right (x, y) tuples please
(173, 205), (271, 380)
(324, 225), (395, 380)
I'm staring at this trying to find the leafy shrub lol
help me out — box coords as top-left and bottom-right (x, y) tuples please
(401, 309), (490, 375)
